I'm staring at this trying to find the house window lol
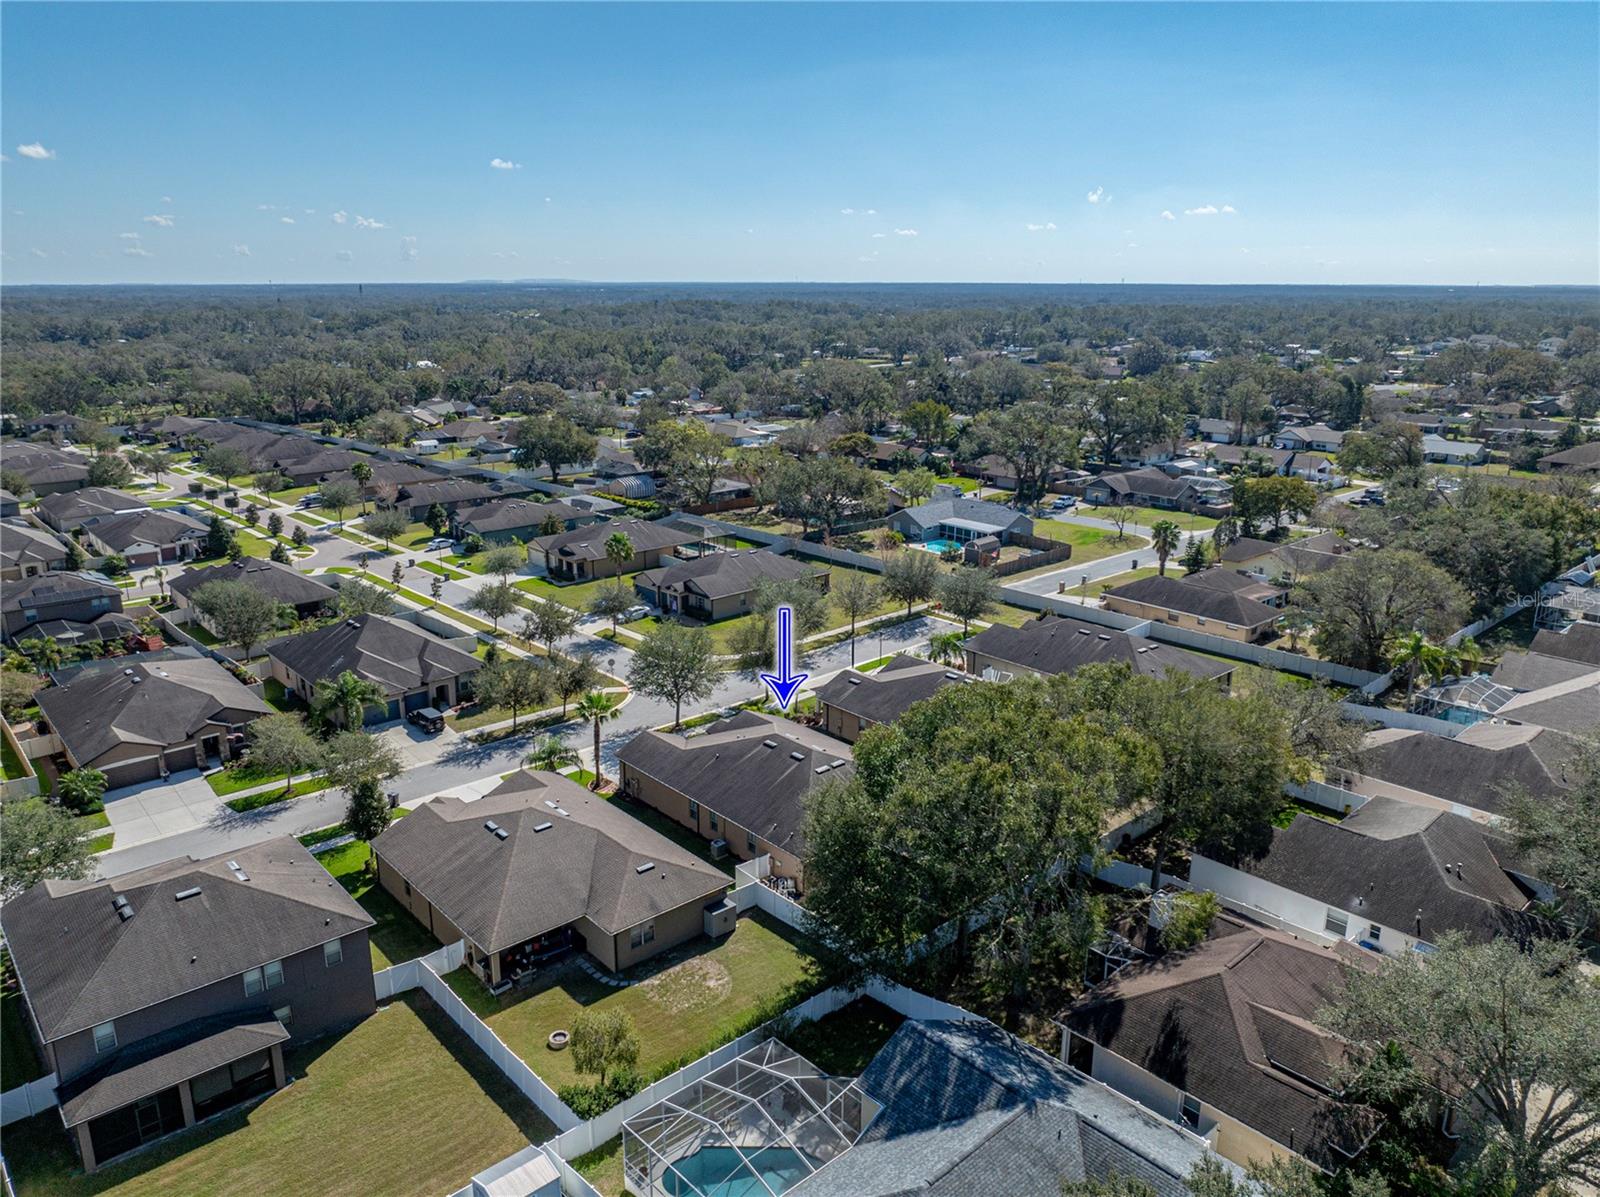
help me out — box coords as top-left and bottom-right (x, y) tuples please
(244, 959), (285, 996)
(747, 832), (757, 853)
(273, 1005), (292, 1025)
(265, 959), (284, 988)
(688, 800), (699, 821)
(1368, 925), (1382, 944)
(1180, 1093), (1202, 1129)
(93, 1021), (117, 1054)
(1324, 909), (1349, 937)
(324, 939), (343, 968)
(629, 922), (656, 949)
(708, 813), (718, 833)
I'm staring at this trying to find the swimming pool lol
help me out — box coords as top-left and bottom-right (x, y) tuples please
(913, 537), (963, 554)
(661, 1145), (817, 1196)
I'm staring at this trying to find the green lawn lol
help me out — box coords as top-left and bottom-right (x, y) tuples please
(417, 560), (470, 580)
(2, 949), (47, 1085)
(223, 778), (329, 813)
(1079, 503), (1220, 533)
(782, 996), (905, 1076)
(205, 762), (322, 797)
(3, 993), (554, 1197)
(262, 677), (303, 712)
(317, 841), (443, 970)
(572, 1138), (627, 1197)
(444, 911), (823, 1090)
(77, 810), (114, 854)
(515, 571), (642, 611)
(1029, 522), (1147, 565)
(355, 572), (498, 632)
(2, 730), (30, 781)
(1078, 565), (1167, 599)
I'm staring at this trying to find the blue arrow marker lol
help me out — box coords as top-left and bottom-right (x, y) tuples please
(759, 604), (809, 711)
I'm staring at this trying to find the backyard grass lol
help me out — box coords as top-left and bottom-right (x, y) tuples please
(572, 1138), (627, 1197)
(605, 793), (736, 876)
(2, 948), (47, 1085)
(443, 911), (822, 1090)
(1272, 797), (1346, 829)
(782, 996), (905, 1076)
(1080, 503), (1220, 533)
(223, 778), (329, 813)
(975, 602), (1046, 628)
(2, 730), (30, 781)
(262, 677), (303, 712)
(1029, 522), (1147, 566)
(2, 993), (554, 1197)
(317, 841), (443, 969)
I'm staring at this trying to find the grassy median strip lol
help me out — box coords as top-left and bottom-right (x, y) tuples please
(224, 777), (330, 812)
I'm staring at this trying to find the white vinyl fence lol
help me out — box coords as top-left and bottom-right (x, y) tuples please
(0, 1074), (57, 1128)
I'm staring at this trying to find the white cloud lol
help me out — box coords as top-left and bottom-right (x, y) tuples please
(123, 245), (154, 258)
(257, 203), (276, 211)
(1160, 210), (1175, 221)
(355, 215), (385, 229)
(544, 197), (552, 204)
(232, 244), (251, 257)
(334, 249), (354, 262)
(894, 228), (918, 237)
(871, 232), (886, 239)
(865, 209), (877, 216)
(280, 216), (296, 224)
(304, 208), (315, 215)
(119, 232), (141, 240)
(1221, 204), (1237, 214)
(30, 248), (48, 259)
(331, 210), (348, 224)
(399, 235), (418, 261)
(1184, 204), (1219, 216)
(492, 250), (521, 259)
(840, 208), (855, 215)
(489, 157), (521, 170)
(1024, 221), (1057, 232)
(1087, 186), (1105, 204)
(143, 214), (175, 227)
(16, 143), (55, 160)
(161, 195), (173, 204)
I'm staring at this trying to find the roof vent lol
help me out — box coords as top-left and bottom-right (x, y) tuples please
(123, 667), (135, 675)
(226, 860), (240, 870)
(534, 821), (554, 832)
(493, 828), (509, 840)
(346, 619), (360, 628)
(1097, 634), (1110, 640)
(845, 676), (862, 685)
(1077, 629), (1091, 635)
(831, 759), (846, 769)
(230, 864), (250, 882)
(790, 751), (805, 761)
(814, 765), (830, 774)
(174, 886), (202, 901)
(554, 807), (569, 817)
(544, 800), (559, 809)
(112, 895), (133, 921)
(130, 677), (141, 684)
(635, 862), (656, 874)
(762, 739), (778, 748)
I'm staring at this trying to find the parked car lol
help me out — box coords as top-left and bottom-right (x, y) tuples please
(426, 537), (454, 550)
(297, 494), (322, 508)
(1050, 496), (1076, 510)
(622, 605), (652, 622)
(406, 706), (445, 734)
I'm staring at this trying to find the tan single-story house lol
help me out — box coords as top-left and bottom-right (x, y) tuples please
(372, 771), (731, 981)
(532, 518), (701, 581)
(634, 550), (828, 621)
(1102, 574), (1280, 643)
(811, 654), (970, 742)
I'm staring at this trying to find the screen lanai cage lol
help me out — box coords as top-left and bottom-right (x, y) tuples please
(622, 1039), (879, 1197)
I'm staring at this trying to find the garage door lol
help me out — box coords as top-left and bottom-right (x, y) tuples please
(102, 756), (164, 789)
(402, 690), (431, 713)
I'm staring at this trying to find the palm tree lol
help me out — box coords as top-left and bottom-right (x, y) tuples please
(927, 630), (965, 666)
(525, 734), (579, 774)
(1150, 520), (1182, 576)
(875, 528), (904, 562)
(573, 690), (622, 790)
(603, 532), (634, 579)
(152, 564), (167, 600)
(351, 461), (373, 514)
(1453, 635), (1486, 677)
(1388, 631), (1456, 710)
(312, 669), (387, 730)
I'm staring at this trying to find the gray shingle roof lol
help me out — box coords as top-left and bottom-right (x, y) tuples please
(400, 478), (528, 507)
(1530, 623), (1600, 666)
(1062, 917), (1379, 1168)
(616, 712), (853, 857)
(35, 655), (271, 763)
(964, 615), (1232, 682)
(1493, 673), (1600, 735)
(889, 496), (1030, 536)
(57, 1014), (290, 1127)
(267, 613), (480, 697)
(1, 571), (121, 616)
(1491, 650), (1599, 691)
(1105, 574), (1280, 628)
(167, 558), (337, 609)
(84, 508), (208, 552)
(372, 771), (729, 952)
(789, 1019), (1230, 1197)
(36, 487), (148, 529)
(1233, 797), (1538, 946)
(534, 518), (700, 562)
(634, 550), (826, 602)
(0, 520), (70, 569)
(1355, 723), (1577, 815)
(456, 498), (586, 536)
(813, 655), (971, 726)
(0, 837), (371, 1043)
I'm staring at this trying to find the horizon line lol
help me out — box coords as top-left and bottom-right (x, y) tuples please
(5, 278), (1598, 291)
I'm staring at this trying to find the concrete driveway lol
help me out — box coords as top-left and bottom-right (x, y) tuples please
(103, 770), (229, 850)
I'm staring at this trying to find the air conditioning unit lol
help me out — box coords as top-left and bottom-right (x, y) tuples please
(709, 838), (729, 860)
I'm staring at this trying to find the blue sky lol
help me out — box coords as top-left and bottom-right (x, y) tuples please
(3, 2), (1596, 286)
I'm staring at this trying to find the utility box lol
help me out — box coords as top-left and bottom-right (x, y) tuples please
(703, 897), (737, 938)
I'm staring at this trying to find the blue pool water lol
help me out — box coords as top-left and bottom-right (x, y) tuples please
(662, 1146), (816, 1196)
(914, 537), (963, 554)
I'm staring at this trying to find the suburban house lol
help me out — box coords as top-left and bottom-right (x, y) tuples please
(394, 477), (532, 521)
(168, 558), (338, 625)
(1082, 468), (1233, 515)
(361, 461), (442, 494)
(958, 452), (1075, 492)
(266, 613), (481, 724)
(633, 549), (828, 621)
(1191, 797), (1542, 954)
(0, 838), (374, 1173)
(1421, 435), (1488, 465)
(776, 1018), (1233, 1197)
(372, 770), (731, 984)
(1, 442), (91, 495)
(1195, 417), (1252, 444)
(1, 520), (70, 580)
(1059, 916), (1380, 1170)
(1220, 532), (1353, 582)
(616, 711), (853, 885)
(2, 572), (124, 641)
(434, 417), (513, 446)
(1102, 574), (1281, 643)
(452, 497), (598, 545)
(703, 419), (777, 447)
(532, 518), (701, 581)
(1199, 444), (1296, 476)
(80, 509), (209, 567)
(1526, 621), (1600, 666)
(36, 487), (148, 533)
(964, 615), (1234, 686)
(1273, 424), (1345, 453)
(0, 488), (19, 517)
(1344, 721), (1577, 821)
(35, 654), (272, 786)
(884, 495), (1033, 546)
(1537, 441), (1600, 474)
(1181, 566), (1287, 608)
(270, 446), (364, 488)
(812, 654), (971, 742)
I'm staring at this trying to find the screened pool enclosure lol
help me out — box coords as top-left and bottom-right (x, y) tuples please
(621, 1040), (877, 1197)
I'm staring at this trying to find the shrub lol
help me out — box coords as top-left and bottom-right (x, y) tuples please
(556, 1068), (643, 1119)
(1159, 890), (1221, 951)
